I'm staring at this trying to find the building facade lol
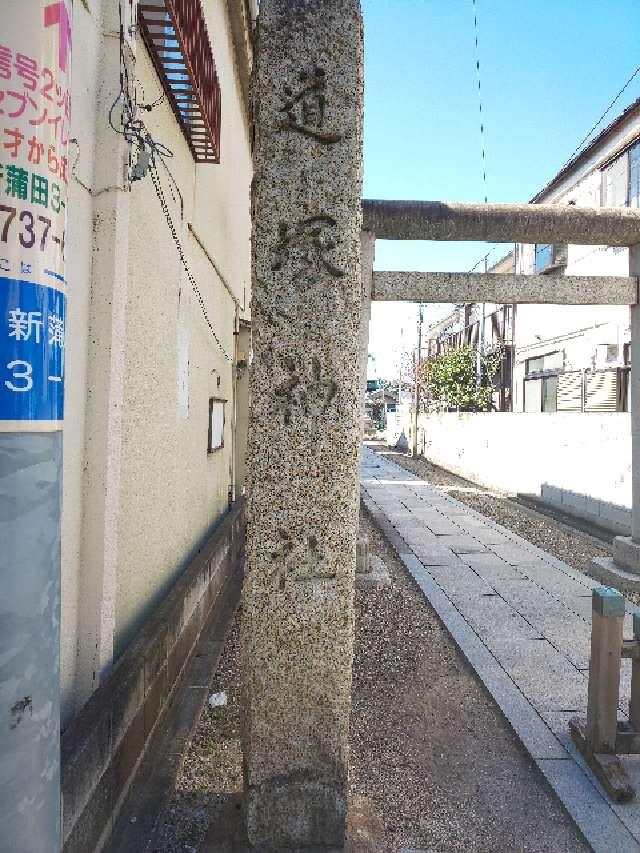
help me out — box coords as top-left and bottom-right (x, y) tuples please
(29, 2), (256, 847)
(511, 100), (640, 414)
(423, 98), (640, 415)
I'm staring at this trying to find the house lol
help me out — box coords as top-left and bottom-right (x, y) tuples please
(423, 252), (516, 411)
(424, 96), (640, 415)
(1, 1), (255, 849)
(511, 98), (640, 413)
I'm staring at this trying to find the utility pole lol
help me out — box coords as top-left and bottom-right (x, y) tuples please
(0, 3), (71, 851)
(412, 304), (423, 456)
(477, 255), (488, 387)
(397, 325), (404, 408)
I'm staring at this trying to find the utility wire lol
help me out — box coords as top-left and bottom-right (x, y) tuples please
(563, 63), (640, 167)
(472, 0), (488, 204)
(112, 0), (231, 362)
(468, 247), (495, 274)
(469, 0), (493, 278)
(149, 161), (231, 362)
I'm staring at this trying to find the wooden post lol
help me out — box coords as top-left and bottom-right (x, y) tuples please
(587, 587), (625, 753)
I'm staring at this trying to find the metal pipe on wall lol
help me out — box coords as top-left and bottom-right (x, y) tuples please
(0, 2), (71, 850)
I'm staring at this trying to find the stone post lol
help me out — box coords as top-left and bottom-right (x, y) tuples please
(241, 1), (363, 848)
(631, 245), (640, 545)
(610, 245), (640, 572)
(360, 230), (375, 419)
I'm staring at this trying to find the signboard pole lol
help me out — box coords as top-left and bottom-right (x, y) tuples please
(0, 3), (71, 850)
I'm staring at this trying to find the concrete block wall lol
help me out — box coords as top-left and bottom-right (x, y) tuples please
(398, 412), (631, 532)
(60, 500), (245, 853)
(540, 485), (632, 535)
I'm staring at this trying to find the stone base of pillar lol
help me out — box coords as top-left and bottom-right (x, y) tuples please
(590, 556), (640, 595)
(357, 534), (370, 574)
(246, 780), (347, 850)
(613, 536), (640, 573)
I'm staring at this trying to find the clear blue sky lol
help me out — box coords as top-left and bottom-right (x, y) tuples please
(363, 0), (640, 377)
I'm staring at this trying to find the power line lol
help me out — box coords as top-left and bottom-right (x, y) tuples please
(564, 63), (640, 167)
(472, 0), (488, 204)
(469, 0), (493, 279)
(149, 161), (232, 362)
(468, 247), (495, 274)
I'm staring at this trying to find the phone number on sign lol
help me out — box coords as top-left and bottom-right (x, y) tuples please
(0, 203), (64, 255)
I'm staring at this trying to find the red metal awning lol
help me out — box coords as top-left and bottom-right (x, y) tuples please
(138, 0), (221, 163)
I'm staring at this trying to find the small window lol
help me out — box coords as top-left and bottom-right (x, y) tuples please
(542, 375), (558, 412)
(524, 378), (542, 412)
(208, 398), (225, 453)
(526, 356), (544, 376)
(534, 243), (568, 274)
(602, 151), (629, 207)
(630, 144), (640, 208)
(526, 351), (563, 376)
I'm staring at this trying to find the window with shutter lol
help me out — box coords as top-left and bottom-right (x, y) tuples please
(630, 143), (640, 208)
(524, 378), (542, 412)
(138, 0), (222, 163)
(585, 370), (618, 412)
(602, 152), (629, 207)
(557, 371), (582, 412)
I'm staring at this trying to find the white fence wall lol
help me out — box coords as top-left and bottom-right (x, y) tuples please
(395, 412), (632, 533)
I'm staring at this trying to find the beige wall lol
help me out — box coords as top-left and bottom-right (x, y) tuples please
(61, 0), (252, 723)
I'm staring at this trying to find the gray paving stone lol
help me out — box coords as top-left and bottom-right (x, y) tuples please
(540, 618), (591, 670)
(435, 572), (497, 604)
(496, 577), (580, 625)
(493, 641), (588, 713)
(407, 543), (466, 567)
(361, 448), (640, 849)
(422, 561), (479, 587)
(477, 667), (570, 760)
(407, 515), (462, 536)
(434, 533), (487, 554)
(538, 759), (640, 853)
(517, 559), (595, 603)
(488, 541), (546, 565)
(461, 550), (521, 576)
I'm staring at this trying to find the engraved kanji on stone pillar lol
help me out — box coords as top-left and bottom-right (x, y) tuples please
(241, 0), (364, 847)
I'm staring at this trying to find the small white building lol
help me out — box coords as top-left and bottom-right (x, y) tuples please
(512, 98), (640, 413)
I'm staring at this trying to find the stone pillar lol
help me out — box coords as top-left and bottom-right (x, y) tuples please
(360, 230), (375, 419)
(631, 246), (640, 544)
(241, 1), (363, 848)
(609, 245), (640, 573)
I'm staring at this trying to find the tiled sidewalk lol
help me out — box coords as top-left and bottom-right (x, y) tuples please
(361, 445), (640, 853)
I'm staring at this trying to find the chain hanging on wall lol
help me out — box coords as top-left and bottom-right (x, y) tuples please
(149, 161), (232, 362)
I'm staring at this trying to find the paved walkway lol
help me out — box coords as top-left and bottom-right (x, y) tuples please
(361, 445), (640, 853)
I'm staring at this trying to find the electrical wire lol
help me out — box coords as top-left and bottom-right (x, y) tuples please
(472, 0), (488, 205)
(149, 160), (231, 362)
(110, 0), (230, 362)
(563, 63), (640, 167)
(468, 247), (495, 274)
(469, 1), (494, 280)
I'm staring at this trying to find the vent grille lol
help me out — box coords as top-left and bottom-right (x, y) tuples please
(585, 370), (618, 412)
(138, 0), (221, 163)
(557, 371), (582, 412)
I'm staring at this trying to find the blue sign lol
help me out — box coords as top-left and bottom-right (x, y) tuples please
(0, 276), (65, 421)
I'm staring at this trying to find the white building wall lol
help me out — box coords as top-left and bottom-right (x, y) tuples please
(511, 111), (640, 414)
(61, 0), (252, 723)
(410, 411), (631, 516)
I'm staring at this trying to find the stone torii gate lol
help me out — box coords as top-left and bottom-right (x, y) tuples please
(241, 1), (640, 847)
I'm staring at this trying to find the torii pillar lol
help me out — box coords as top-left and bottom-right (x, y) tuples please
(240, 0), (364, 847)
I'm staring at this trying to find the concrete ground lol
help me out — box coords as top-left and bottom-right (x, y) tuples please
(148, 453), (592, 851)
(362, 443), (640, 853)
